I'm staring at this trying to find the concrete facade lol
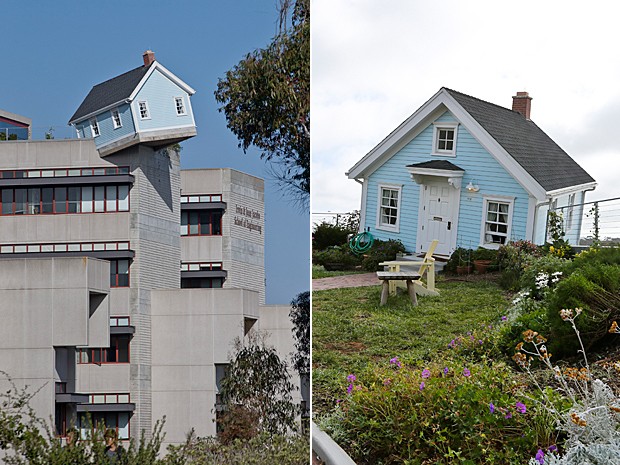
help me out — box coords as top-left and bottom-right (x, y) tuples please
(0, 136), (300, 447)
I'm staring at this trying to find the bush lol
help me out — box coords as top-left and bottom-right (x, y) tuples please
(313, 246), (362, 270)
(360, 239), (406, 271)
(445, 247), (473, 274)
(323, 358), (548, 464)
(312, 222), (352, 250)
(165, 432), (309, 465)
(498, 240), (543, 290)
(473, 246), (498, 262)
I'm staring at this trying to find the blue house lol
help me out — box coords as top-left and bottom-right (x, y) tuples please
(69, 50), (196, 156)
(347, 88), (597, 256)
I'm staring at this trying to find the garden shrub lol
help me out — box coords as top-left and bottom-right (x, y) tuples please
(361, 239), (406, 271)
(313, 221), (353, 251)
(545, 264), (620, 358)
(444, 247), (473, 274)
(323, 358), (549, 464)
(313, 246), (362, 270)
(519, 254), (570, 299)
(497, 240), (542, 290)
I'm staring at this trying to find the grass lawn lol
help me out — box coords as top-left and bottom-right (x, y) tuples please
(312, 276), (511, 414)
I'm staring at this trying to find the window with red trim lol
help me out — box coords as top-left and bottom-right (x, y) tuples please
(180, 210), (222, 236)
(78, 335), (130, 364)
(110, 259), (130, 288)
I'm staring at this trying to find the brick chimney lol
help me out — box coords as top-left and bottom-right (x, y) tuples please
(142, 50), (155, 67)
(512, 91), (532, 119)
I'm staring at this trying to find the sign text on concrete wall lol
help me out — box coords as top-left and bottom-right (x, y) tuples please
(234, 204), (262, 234)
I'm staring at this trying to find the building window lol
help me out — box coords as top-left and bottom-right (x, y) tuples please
(181, 277), (224, 288)
(180, 194), (222, 203)
(110, 316), (130, 327)
(432, 122), (458, 156)
(78, 335), (130, 364)
(175, 97), (186, 115)
(78, 411), (130, 440)
(0, 185), (130, 216)
(111, 109), (122, 129)
(89, 118), (100, 137)
(138, 101), (150, 119)
(110, 259), (130, 287)
(181, 210), (223, 236)
(376, 184), (401, 232)
(481, 197), (514, 247)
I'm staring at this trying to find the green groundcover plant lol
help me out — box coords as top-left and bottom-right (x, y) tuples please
(320, 357), (552, 464)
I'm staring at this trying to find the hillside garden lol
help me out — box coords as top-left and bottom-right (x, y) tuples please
(313, 227), (620, 464)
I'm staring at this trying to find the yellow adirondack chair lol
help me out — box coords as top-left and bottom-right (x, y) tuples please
(379, 239), (440, 297)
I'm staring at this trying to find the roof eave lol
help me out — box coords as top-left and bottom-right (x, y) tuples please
(69, 99), (130, 125)
(546, 181), (598, 197)
(128, 62), (196, 101)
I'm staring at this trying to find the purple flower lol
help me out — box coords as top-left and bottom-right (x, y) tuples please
(535, 449), (544, 464)
(501, 315), (507, 321)
(489, 403), (495, 414)
(479, 340), (483, 345)
(505, 412), (512, 419)
(390, 357), (402, 368)
(443, 367), (449, 375)
(347, 374), (356, 383)
(516, 401), (526, 414)
(419, 382), (425, 391)
(421, 369), (431, 379)
(463, 368), (471, 377)
(346, 384), (353, 395)
(548, 445), (557, 453)
(449, 339), (456, 348)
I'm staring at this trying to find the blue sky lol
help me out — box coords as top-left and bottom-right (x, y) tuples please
(1, 0), (309, 304)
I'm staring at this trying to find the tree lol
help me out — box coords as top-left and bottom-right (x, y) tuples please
(219, 335), (297, 439)
(214, 0), (309, 207)
(289, 291), (310, 377)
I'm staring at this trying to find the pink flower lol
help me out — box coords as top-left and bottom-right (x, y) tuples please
(421, 369), (431, 379)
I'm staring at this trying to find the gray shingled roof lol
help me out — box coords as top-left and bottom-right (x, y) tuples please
(444, 88), (595, 192)
(69, 64), (152, 124)
(407, 160), (464, 171)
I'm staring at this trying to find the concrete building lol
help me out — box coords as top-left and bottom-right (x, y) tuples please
(0, 52), (304, 449)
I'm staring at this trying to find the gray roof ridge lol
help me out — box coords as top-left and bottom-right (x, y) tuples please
(442, 87), (524, 119)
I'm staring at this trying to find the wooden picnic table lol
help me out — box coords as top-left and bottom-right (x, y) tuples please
(376, 271), (421, 306)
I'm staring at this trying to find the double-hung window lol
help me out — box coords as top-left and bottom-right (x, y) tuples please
(111, 109), (122, 129)
(89, 118), (100, 137)
(376, 184), (402, 232)
(175, 97), (186, 115)
(481, 196), (513, 247)
(432, 122), (458, 156)
(138, 101), (150, 119)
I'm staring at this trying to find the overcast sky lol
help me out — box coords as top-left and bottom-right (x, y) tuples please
(312, 0), (620, 219)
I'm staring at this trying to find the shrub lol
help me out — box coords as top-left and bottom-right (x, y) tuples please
(444, 247), (473, 274)
(473, 246), (498, 262)
(313, 246), (362, 270)
(498, 240), (542, 290)
(360, 239), (406, 271)
(313, 222), (353, 250)
(165, 431), (309, 465)
(323, 358), (549, 464)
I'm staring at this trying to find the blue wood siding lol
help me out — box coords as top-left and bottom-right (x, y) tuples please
(133, 70), (193, 132)
(93, 104), (135, 148)
(364, 110), (531, 253)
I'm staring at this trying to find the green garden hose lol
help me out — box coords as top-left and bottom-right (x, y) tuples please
(349, 231), (374, 255)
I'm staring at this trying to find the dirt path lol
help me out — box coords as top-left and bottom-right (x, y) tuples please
(312, 273), (381, 291)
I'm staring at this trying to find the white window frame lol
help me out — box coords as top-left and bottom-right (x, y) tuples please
(174, 96), (186, 116)
(431, 122), (459, 157)
(138, 101), (150, 120)
(111, 108), (123, 129)
(479, 195), (514, 249)
(89, 118), (100, 138)
(376, 183), (402, 233)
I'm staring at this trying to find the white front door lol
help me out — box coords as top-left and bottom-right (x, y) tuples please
(417, 179), (459, 256)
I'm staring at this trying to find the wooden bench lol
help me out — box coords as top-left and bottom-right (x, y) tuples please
(376, 271), (421, 306)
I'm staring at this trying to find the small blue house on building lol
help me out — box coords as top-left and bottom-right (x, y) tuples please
(69, 50), (196, 156)
(347, 88), (597, 256)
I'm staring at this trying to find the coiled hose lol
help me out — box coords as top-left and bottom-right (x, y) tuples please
(349, 231), (374, 255)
